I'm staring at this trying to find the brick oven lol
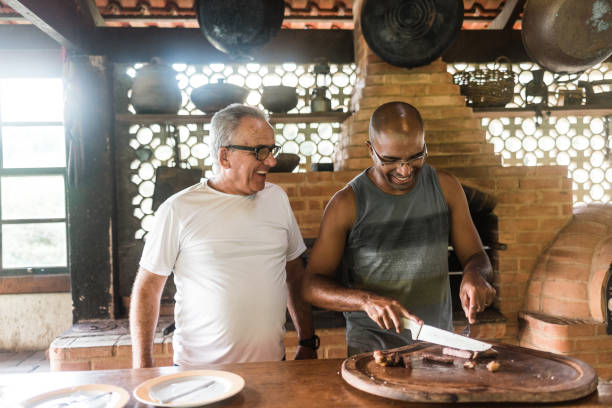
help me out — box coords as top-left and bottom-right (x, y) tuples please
(520, 204), (612, 378)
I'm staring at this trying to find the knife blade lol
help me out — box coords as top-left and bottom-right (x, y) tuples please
(52, 391), (112, 408)
(401, 318), (492, 352)
(158, 379), (214, 404)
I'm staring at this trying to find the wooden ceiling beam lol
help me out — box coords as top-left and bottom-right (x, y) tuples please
(0, 25), (60, 50)
(3, 0), (99, 50)
(89, 28), (355, 64)
(442, 30), (530, 63)
(6, 24), (605, 66)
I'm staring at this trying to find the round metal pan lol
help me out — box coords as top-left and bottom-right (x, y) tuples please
(360, 0), (463, 68)
(196, 0), (284, 60)
(521, 0), (612, 73)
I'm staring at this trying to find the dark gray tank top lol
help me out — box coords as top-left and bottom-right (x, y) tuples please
(342, 164), (452, 354)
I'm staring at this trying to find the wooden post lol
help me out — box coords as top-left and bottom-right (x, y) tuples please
(64, 52), (117, 321)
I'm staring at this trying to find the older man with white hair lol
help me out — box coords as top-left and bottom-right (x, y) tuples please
(130, 104), (317, 367)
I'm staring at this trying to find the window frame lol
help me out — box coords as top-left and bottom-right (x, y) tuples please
(0, 83), (69, 281)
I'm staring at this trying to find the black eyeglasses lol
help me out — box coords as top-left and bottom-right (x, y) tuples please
(224, 144), (281, 161)
(367, 141), (428, 168)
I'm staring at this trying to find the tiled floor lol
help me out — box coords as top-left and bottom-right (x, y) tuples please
(0, 350), (50, 373)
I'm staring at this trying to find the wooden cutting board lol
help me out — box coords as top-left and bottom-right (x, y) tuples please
(341, 342), (598, 403)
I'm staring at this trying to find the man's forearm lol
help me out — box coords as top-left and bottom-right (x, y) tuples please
(462, 251), (493, 282)
(303, 273), (372, 312)
(286, 259), (314, 339)
(129, 270), (165, 368)
(130, 293), (160, 368)
(287, 278), (314, 340)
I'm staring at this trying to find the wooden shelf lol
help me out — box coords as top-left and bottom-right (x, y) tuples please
(115, 111), (351, 125)
(472, 105), (612, 118)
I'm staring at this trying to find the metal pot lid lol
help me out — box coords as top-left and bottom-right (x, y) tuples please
(196, 0), (284, 61)
(360, 0), (463, 68)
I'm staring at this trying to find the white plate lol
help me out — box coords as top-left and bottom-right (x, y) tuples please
(133, 369), (245, 407)
(20, 384), (129, 408)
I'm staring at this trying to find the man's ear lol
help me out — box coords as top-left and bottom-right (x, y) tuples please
(218, 147), (231, 169)
(365, 140), (375, 160)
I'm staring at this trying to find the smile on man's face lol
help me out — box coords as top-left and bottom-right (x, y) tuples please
(368, 135), (427, 195)
(225, 117), (277, 196)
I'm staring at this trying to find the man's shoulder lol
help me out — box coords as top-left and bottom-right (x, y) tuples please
(327, 184), (356, 214)
(171, 181), (207, 200)
(430, 167), (460, 189)
(429, 167), (463, 207)
(262, 182), (289, 199)
(159, 182), (208, 211)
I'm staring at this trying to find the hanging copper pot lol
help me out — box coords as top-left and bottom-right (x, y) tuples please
(196, 0), (284, 61)
(360, 0), (463, 68)
(521, 0), (612, 73)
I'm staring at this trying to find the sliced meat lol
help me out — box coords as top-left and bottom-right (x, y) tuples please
(402, 355), (412, 369)
(421, 352), (455, 364)
(373, 350), (386, 365)
(442, 347), (474, 359)
(486, 360), (501, 372)
(463, 360), (476, 369)
(372, 350), (404, 367)
(390, 351), (401, 366)
(473, 348), (499, 360)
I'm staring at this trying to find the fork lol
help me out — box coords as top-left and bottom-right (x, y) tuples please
(460, 322), (471, 337)
(52, 391), (112, 408)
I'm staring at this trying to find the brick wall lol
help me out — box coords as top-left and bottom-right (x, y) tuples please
(266, 171), (358, 238)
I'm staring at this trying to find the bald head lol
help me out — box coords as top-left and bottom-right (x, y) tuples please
(369, 102), (424, 144)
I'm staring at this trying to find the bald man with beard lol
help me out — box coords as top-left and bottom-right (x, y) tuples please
(303, 101), (496, 355)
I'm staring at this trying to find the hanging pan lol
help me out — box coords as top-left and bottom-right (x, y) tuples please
(521, 0), (612, 73)
(196, 0), (284, 61)
(360, 0), (463, 68)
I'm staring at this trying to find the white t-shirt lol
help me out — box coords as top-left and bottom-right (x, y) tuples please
(140, 181), (306, 365)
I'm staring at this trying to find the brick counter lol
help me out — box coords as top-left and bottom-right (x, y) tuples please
(48, 315), (507, 371)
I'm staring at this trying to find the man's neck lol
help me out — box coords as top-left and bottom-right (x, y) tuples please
(207, 175), (233, 194)
(366, 167), (416, 196)
(207, 175), (255, 197)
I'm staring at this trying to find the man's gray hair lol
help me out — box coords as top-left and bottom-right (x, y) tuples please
(209, 103), (270, 165)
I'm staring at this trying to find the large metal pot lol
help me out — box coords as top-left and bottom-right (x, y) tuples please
(261, 86), (298, 113)
(190, 80), (249, 114)
(131, 58), (182, 114)
(360, 0), (463, 68)
(196, 0), (284, 60)
(521, 0), (612, 73)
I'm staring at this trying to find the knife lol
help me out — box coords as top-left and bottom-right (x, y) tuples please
(158, 379), (214, 404)
(52, 391), (112, 408)
(401, 318), (492, 352)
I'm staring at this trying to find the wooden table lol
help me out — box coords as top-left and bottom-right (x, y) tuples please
(1, 359), (611, 407)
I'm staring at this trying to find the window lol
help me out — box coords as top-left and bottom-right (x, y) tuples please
(0, 78), (68, 275)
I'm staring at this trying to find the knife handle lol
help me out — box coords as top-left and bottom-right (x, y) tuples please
(401, 317), (422, 340)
